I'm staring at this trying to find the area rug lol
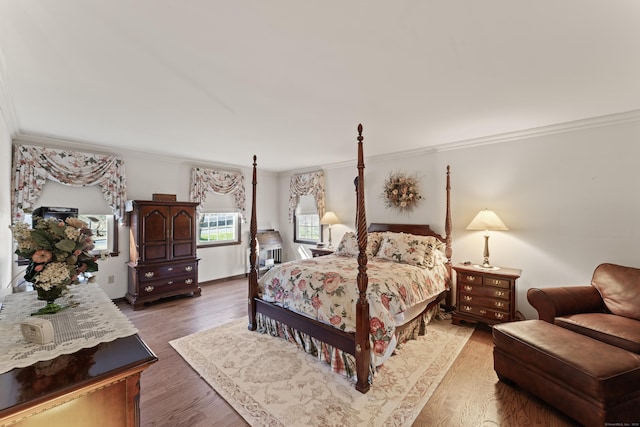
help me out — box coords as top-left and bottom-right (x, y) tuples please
(169, 317), (474, 427)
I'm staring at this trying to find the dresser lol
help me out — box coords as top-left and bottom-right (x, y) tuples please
(126, 200), (201, 310)
(452, 264), (521, 326)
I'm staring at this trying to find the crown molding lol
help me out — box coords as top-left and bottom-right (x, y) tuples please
(435, 109), (640, 152)
(12, 132), (274, 176)
(0, 51), (19, 137)
(13, 108), (640, 176)
(320, 109), (640, 171)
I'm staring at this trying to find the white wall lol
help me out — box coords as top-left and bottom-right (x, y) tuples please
(0, 111), (12, 298)
(277, 118), (640, 320)
(9, 136), (279, 299)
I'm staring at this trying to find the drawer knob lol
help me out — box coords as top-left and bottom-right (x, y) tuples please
(491, 279), (501, 285)
(145, 272), (154, 278)
(495, 313), (505, 319)
(464, 285), (473, 291)
(144, 285), (154, 292)
(496, 291), (506, 297)
(479, 309), (487, 315)
(167, 281), (174, 285)
(465, 275), (476, 282)
(185, 279), (193, 285)
(494, 301), (505, 308)
(462, 305), (472, 311)
(463, 295), (472, 301)
(185, 266), (193, 272)
(168, 267), (174, 272)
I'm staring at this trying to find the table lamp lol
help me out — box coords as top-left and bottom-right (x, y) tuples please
(466, 209), (508, 269)
(320, 211), (340, 248)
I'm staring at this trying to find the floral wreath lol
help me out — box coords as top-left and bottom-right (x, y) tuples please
(381, 172), (422, 212)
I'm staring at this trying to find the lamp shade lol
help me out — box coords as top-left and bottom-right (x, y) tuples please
(466, 209), (508, 231)
(320, 211), (340, 225)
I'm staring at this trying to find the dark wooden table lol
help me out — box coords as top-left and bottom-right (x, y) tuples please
(0, 334), (157, 426)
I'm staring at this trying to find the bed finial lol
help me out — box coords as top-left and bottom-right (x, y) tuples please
(355, 122), (370, 393)
(444, 164), (453, 310)
(248, 155), (259, 330)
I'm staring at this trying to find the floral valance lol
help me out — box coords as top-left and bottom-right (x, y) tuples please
(189, 167), (246, 215)
(288, 170), (325, 223)
(11, 144), (128, 224)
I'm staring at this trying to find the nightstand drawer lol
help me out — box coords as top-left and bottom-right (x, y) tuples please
(459, 304), (509, 322)
(459, 294), (510, 311)
(459, 284), (510, 300)
(457, 272), (484, 285)
(483, 276), (511, 289)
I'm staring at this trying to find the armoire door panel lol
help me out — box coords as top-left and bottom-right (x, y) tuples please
(172, 210), (194, 241)
(141, 208), (168, 243)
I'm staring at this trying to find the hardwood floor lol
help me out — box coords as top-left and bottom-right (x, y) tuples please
(117, 279), (579, 427)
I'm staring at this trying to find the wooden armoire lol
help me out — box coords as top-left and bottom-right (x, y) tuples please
(126, 200), (201, 310)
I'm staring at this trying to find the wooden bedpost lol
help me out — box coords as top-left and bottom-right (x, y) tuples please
(355, 123), (371, 393)
(248, 155), (258, 331)
(443, 165), (454, 311)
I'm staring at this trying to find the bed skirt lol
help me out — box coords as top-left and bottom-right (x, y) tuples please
(255, 305), (440, 383)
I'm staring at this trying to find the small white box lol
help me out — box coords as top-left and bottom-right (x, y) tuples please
(21, 318), (54, 345)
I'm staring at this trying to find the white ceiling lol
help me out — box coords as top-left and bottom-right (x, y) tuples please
(1, 1), (639, 172)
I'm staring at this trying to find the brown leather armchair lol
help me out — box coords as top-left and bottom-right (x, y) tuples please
(527, 285), (603, 323)
(527, 262), (640, 354)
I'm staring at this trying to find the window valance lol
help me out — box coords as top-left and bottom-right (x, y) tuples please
(288, 170), (325, 223)
(11, 144), (128, 224)
(189, 167), (246, 216)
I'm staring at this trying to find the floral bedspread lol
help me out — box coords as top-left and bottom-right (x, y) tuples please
(258, 254), (449, 360)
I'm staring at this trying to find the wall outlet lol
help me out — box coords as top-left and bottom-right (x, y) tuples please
(108, 275), (115, 284)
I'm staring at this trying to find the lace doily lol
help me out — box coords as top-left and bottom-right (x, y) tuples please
(0, 283), (138, 374)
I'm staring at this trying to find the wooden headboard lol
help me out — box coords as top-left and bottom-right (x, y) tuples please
(368, 218), (453, 311)
(367, 223), (446, 241)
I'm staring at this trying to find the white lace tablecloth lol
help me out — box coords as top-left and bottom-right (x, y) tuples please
(0, 283), (138, 374)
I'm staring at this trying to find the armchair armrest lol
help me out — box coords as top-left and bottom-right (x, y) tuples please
(527, 286), (604, 323)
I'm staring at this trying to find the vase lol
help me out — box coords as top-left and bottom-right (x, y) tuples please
(33, 286), (66, 316)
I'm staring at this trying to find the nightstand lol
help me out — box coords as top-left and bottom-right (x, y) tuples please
(309, 247), (335, 257)
(452, 264), (521, 326)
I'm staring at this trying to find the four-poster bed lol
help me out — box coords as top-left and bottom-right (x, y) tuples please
(247, 124), (452, 393)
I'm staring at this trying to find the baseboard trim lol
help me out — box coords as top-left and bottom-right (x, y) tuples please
(199, 274), (246, 287)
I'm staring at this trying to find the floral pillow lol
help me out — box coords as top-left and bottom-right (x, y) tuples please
(334, 231), (383, 258)
(415, 235), (445, 268)
(335, 232), (358, 256)
(368, 232), (383, 257)
(375, 232), (427, 266)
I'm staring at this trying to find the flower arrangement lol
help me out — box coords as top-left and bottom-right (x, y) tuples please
(10, 217), (101, 292)
(381, 172), (423, 212)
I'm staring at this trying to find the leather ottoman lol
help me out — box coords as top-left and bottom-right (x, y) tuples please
(493, 320), (640, 427)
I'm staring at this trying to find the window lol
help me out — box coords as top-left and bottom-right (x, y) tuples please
(293, 195), (322, 244)
(77, 214), (119, 257)
(198, 212), (240, 246)
(294, 213), (321, 244)
(17, 213), (118, 265)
